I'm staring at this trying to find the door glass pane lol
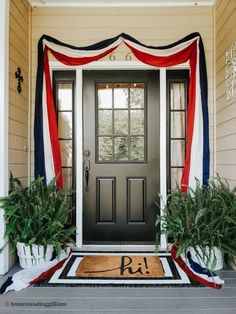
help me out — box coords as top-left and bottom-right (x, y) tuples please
(171, 140), (185, 167)
(98, 110), (112, 135)
(99, 137), (113, 160)
(130, 137), (144, 160)
(98, 83), (112, 108)
(58, 112), (72, 138)
(171, 112), (185, 138)
(58, 83), (73, 111)
(114, 110), (128, 135)
(96, 81), (146, 162)
(114, 137), (128, 160)
(60, 140), (72, 167)
(114, 83), (128, 108)
(170, 83), (185, 110)
(62, 168), (72, 189)
(130, 110), (144, 135)
(171, 168), (183, 189)
(54, 71), (75, 227)
(130, 83), (144, 108)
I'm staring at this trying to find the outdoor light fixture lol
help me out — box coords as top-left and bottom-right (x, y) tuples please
(226, 41), (236, 101)
(15, 67), (23, 94)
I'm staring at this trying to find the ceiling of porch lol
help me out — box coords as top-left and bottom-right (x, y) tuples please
(29, 0), (215, 7)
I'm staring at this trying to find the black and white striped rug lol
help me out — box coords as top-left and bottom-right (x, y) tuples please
(35, 251), (201, 287)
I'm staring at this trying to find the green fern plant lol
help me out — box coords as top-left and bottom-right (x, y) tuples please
(0, 174), (76, 258)
(156, 176), (236, 269)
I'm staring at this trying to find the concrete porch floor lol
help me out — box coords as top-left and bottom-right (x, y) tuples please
(1, 265), (236, 314)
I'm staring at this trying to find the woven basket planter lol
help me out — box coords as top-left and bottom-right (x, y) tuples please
(16, 242), (54, 268)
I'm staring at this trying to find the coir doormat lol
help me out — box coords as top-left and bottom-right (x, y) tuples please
(35, 252), (202, 287)
(76, 255), (165, 278)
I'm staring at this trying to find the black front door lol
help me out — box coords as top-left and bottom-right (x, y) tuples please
(83, 70), (160, 244)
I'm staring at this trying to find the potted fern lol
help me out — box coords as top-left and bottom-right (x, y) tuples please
(156, 176), (236, 271)
(0, 174), (75, 268)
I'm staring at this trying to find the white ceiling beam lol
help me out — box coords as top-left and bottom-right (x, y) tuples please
(29, 1), (215, 8)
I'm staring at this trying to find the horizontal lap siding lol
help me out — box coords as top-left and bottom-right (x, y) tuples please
(215, 0), (236, 186)
(9, 0), (29, 185)
(31, 5), (214, 177)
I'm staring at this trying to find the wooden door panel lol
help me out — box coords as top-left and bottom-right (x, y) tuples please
(96, 177), (116, 223)
(127, 177), (146, 223)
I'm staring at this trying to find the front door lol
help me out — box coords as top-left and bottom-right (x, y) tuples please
(83, 70), (159, 244)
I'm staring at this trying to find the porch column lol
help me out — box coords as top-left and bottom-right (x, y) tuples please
(160, 68), (168, 250)
(0, 0), (9, 275)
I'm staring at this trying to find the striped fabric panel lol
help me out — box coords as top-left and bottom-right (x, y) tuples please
(34, 32), (209, 190)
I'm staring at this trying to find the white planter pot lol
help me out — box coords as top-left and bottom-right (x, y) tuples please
(188, 246), (223, 271)
(16, 242), (54, 269)
(229, 258), (236, 271)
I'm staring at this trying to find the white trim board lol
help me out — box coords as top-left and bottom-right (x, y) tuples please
(50, 60), (188, 70)
(50, 60), (189, 251)
(73, 244), (156, 252)
(29, 1), (215, 8)
(0, 0), (9, 275)
(159, 68), (167, 250)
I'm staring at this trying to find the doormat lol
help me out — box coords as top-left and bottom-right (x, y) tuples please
(76, 255), (165, 278)
(35, 252), (202, 287)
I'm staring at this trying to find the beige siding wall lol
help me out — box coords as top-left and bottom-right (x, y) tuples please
(215, 0), (236, 187)
(8, 0), (30, 268)
(31, 6), (214, 177)
(9, 0), (30, 186)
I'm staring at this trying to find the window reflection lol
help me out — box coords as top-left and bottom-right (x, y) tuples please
(130, 110), (144, 135)
(114, 110), (129, 135)
(98, 110), (112, 135)
(171, 140), (185, 167)
(58, 83), (73, 111)
(99, 137), (113, 161)
(58, 112), (72, 138)
(170, 83), (185, 110)
(57, 81), (74, 191)
(62, 168), (72, 190)
(171, 168), (183, 189)
(130, 137), (144, 160)
(171, 112), (185, 138)
(60, 140), (72, 167)
(98, 83), (112, 108)
(114, 83), (129, 108)
(114, 137), (128, 160)
(130, 83), (144, 108)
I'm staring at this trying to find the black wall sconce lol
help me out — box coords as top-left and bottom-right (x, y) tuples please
(15, 67), (23, 94)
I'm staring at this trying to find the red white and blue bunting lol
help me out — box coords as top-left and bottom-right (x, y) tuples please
(34, 32), (209, 191)
(171, 244), (224, 289)
(0, 248), (224, 293)
(0, 250), (71, 294)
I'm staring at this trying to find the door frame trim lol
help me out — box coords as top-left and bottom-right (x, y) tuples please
(50, 60), (189, 251)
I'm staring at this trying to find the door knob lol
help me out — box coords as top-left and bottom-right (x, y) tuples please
(84, 159), (90, 191)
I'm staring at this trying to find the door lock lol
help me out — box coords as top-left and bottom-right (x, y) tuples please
(83, 149), (91, 158)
